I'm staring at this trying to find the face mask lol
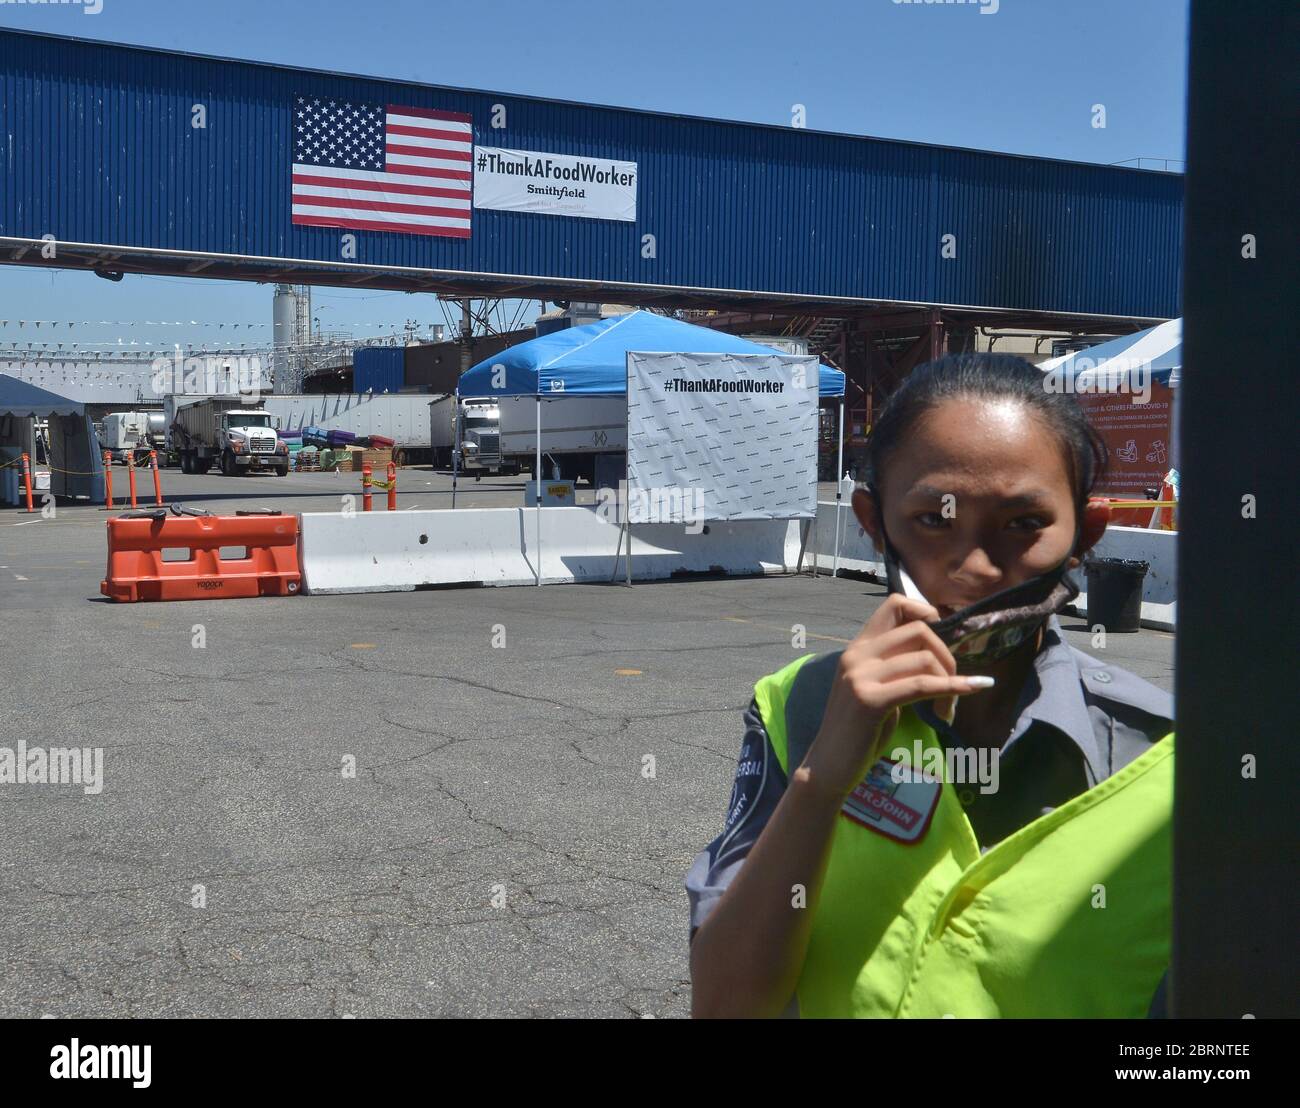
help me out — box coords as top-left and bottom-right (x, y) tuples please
(873, 487), (1080, 665)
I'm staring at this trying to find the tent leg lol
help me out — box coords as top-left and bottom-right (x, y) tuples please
(610, 518), (627, 582)
(535, 397), (542, 587)
(832, 400), (846, 578)
(451, 387), (460, 510)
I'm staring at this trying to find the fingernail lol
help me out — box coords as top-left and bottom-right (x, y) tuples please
(963, 676), (996, 689)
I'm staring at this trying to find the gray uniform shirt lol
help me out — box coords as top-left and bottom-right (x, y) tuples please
(685, 616), (1175, 1012)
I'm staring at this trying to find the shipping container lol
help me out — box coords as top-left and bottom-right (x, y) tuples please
(353, 347), (406, 395)
(0, 29), (1181, 319)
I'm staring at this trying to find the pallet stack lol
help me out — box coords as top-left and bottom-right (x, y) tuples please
(346, 447), (394, 472)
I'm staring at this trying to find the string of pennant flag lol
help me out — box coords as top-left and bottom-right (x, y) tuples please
(0, 319), (446, 329)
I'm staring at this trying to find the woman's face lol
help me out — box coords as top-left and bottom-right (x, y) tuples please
(858, 397), (1085, 618)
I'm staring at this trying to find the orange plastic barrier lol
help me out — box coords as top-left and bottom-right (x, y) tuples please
(101, 512), (301, 602)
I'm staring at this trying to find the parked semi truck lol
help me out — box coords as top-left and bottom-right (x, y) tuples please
(170, 397), (289, 476)
(428, 395), (518, 476)
(101, 410), (166, 465)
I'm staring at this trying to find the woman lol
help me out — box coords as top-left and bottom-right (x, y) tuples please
(686, 353), (1174, 1019)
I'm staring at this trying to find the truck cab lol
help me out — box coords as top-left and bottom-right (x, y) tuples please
(218, 410), (284, 475)
(173, 399), (289, 476)
(458, 403), (503, 474)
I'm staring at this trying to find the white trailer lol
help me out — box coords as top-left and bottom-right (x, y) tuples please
(261, 393), (438, 465)
(496, 394), (626, 484)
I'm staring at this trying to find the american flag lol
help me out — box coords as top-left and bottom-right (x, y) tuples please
(291, 97), (473, 238)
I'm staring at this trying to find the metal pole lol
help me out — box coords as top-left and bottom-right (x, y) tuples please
(454, 298), (471, 513)
(832, 399), (846, 577)
(535, 396), (542, 587)
(451, 387), (460, 510)
(1173, 0), (1291, 1019)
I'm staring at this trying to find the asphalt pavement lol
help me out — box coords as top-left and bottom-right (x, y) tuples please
(0, 468), (1174, 1017)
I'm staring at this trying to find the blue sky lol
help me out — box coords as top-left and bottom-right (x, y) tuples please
(0, 0), (1189, 357)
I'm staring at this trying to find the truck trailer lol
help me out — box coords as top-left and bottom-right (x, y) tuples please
(101, 410), (166, 465)
(261, 393), (438, 466)
(495, 394), (626, 484)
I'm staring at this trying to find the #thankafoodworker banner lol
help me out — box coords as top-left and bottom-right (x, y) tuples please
(473, 147), (637, 221)
(626, 352), (819, 524)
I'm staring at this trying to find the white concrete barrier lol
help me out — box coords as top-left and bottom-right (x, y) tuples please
(300, 506), (805, 594)
(811, 499), (885, 578)
(811, 503), (1177, 631)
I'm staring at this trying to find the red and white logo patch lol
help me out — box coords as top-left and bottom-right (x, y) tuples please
(840, 757), (942, 844)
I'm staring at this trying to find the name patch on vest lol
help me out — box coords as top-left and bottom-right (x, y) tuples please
(840, 759), (941, 844)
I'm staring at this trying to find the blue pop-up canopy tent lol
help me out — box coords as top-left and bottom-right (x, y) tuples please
(460, 310), (846, 397)
(455, 311), (847, 585)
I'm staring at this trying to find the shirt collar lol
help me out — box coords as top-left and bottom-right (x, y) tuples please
(1003, 615), (1107, 783)
(917, 615), (1107, 785)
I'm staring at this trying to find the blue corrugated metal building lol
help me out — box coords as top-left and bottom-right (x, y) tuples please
(0, 28), (1181, 320)
(352, 347), (406, 394)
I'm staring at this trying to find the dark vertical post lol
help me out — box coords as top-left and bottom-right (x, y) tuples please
(1174, 0), (1295, 1018)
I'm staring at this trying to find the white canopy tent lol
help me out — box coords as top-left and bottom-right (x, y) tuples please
(1039, 318), (1183, 472)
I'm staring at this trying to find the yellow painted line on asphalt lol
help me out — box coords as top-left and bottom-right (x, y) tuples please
(350, 643), (378, 649)
(614, 668), (642, 676)
(721, 615), (852, 645)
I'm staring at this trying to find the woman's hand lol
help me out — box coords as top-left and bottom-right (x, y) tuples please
(800, 595), (993, 800)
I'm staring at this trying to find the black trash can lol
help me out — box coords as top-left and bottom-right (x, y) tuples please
(1085, 557), (1149, 633)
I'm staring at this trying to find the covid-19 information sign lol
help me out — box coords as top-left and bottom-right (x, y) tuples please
(625, 351), (819, 524)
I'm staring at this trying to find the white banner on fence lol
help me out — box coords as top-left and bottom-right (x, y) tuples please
(473, 147), (637, 222)
(626, 351), (819, 524)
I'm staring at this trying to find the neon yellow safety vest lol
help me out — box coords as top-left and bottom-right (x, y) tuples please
(754, 652), (1174, 1019)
